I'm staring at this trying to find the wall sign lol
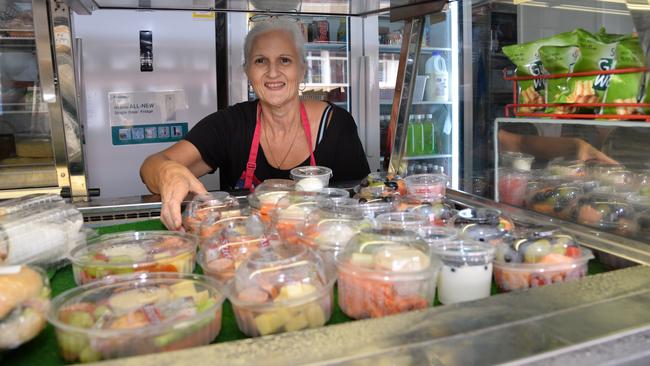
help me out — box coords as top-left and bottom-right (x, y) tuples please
(108, 90), (188, 146)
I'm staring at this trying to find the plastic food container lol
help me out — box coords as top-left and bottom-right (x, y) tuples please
(358, 172), (407, 196)
(571, 195), (638, 236)
(404, 173), (449, 201)
(197, 205), (252, 241)
(500, 151), (534, 171)
(0, 266), (50, 350)
(0, 193), (63, 217)
(417, 226), (458, 246)
(290, 166), (333, 192)
(182, 192), (239, 234)
(430, 239), (494, 304)
(198, 216), (271, 282)
(356, 199), (398, 219)
(498, 169), (531, 207)
(223, 245), (335, 337)
(376, 212), (428, 231)
(356, 184), (400, 202)
(48, 272), (224, 363)
(319, 187), (350, 201)
(70, 231), (198, 285)
(452, 208), (514, 245)
(0, 203), (85, 269)
(248, 179), (295, 225)
(336, 227), (441, 319)
(525, 183), (583, 220)
(493, 233), (593, 292)
(271, 192), (331, 244)
(399, 196), (456, 226)
(547, 159), (587, 178)
(297, 202), (367, 264)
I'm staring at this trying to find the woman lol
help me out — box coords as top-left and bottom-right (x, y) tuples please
(141, 18), (370, 230)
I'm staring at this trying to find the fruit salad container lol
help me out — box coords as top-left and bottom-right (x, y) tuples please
(493, 233), (593, 292)
(547, 159), (587, 178)
(247, 179), (295, 226)
(198, 215), (271, 282)
(525, 183), (583, 220)
(404, 173), (449, 201)
(375, 212), (428, 231)
(430, 239), (494, 304)
(270, 192), (331, 244)
(70, 231), (198, 285)
(498, 169), (531, 207)
(48, 272), (224, 363)
(355, 184), (400, 202)
(358, 172), (407, 196)
(297, 202), (368, 264)
(500, 151), (534, 171)
(223, 244), (336, 337)
(452, 208), (514, 245)
(355, 199), (398, 220)
(336, 227), (441, 319)
(417, 226), (458, 246)
(197, 206), (252, 241)
(571, 195), (638, 236)
(398, 197), (456, 226)
(0, 265), (50, 350)
(319, 187), (350, 201)
(290, 166), (333, 192)
(182, 192), (239, 234)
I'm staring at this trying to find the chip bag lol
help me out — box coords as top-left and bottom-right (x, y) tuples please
(539, 45), (581, 114)
(503, 29), (593, 113)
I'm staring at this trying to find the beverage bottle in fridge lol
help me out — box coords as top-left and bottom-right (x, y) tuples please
(422, 113), (435, 154)
(337, 18), (346, 42)
(406, 114), (416, 156)
(413, 114), (425, 155)
(424, 52), (449, 102)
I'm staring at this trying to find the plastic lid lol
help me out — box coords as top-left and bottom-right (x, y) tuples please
(404, 197), (456, 225)
(290, 166), (333, 180)
(417, 225), (458, 244)
(452, 208), (514, 243)
(298, 203), (366, 251)
(227, 244), (334, 309)
(271, 191), (331, 223)
(575, 196), (637, 228)
(376, 212), (428, 230)
(319, 187), (350, 200)
(430, 238), (494, 266)
(247, 179), (295, 209)
(337, 227), (440, 280)
(183, 192), (239, 233)
(404, 173), (449, 200)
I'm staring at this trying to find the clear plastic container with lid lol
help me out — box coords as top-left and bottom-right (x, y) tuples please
(417, 225), (458, 245)
(452, 208), (514, 245)
(319, 187), (350, 201)
(69, 231), (198, 285)
(197, 206), (252, 241)
(223, 244), (335, 337)
(398, 196), (456, 226)
(547, 159), (587, 177)
(358, 171), (407, 196)
(525, 182), (583, 219)
(500, 151), (535, 171)
(430, 239), (494, 304)
(48, 272), (224, 363)
(498, 168), (531, 207)
(571, 194), (638, 236)
(376, 211), (428, 231)
(404, 173), (449, 201)
(493, 232), (593, 292)
(356, 184), (400, 202)
(198, 215), (271, 282)
(0, 265), (51, 350)
(0, 203), (85, 269)
(297, 202), (368, 264)
(270, 192), (331, 244)
(290, 166), (333, 191)
(247, 179), (295, 225)
(336, 227), (441, 319)
(182, 192), (239, 234)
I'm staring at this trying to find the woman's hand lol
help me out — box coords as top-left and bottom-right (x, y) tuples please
(575, 139), (618, 164)
(158, 160), (208, 231)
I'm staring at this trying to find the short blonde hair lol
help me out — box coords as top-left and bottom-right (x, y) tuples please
(243, 17), (306, 71)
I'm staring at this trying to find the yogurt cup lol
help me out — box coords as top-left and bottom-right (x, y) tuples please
(290, 166), (333, 192)
(430, 239), (494, 304)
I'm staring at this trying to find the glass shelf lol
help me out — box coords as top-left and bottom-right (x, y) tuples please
(404, 154), (452, 160)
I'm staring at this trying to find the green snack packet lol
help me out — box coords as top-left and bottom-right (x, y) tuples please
(539, 45), (581, 114)
(567, 36), (618, 114)
(503, 29), (593, 113)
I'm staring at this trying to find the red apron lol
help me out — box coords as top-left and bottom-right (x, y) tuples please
(236, 102), (316, 191)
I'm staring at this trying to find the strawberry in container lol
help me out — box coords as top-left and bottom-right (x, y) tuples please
(198, 215), (271, 282)
(452, 208), (514, 246)
(48, 273), (224, 363)
(270, 192), (331, 245)
(493, 232), (593, 292)
(182, 192), (239, 234)
(336, 227), (441, 319)
(69, 231), (198, 285)
(223, 244), (336, 337)
(247, 179), (295, 227)
(498, 168), (531, 207)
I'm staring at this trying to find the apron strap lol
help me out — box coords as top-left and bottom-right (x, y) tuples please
(242, 104), (263, 190)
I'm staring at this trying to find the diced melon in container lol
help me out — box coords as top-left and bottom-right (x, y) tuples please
(182, 191), (239, 234)
(247, 179), (296, 226)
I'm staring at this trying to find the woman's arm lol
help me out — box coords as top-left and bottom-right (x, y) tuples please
(140, 140), (213, 230)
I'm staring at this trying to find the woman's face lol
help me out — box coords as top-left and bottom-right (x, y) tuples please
(246, 30), (305, 107)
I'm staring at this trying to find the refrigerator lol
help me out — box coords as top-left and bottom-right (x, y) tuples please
(73, 10), (220, 198)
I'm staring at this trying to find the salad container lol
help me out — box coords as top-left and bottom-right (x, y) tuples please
(290, 166), (333, 192)
(271, 192), (330, 244)
(399, 197), (456, 226)
(403, 173), (449, 201)
(571, 195), (638, 236)
(547, 159), (587, 178)
(500, 151), (534, 171)
(182, 192), (239, 234)
(70, 231), (198, 285)
(358, 172), (407, 196)
(525, 183), (583, 219)
(247, 179), (295, 225)
(48, 272), (224, 363)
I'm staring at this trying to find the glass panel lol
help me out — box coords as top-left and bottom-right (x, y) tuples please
(247, 15), (350, 111)
(468, 1), (648, 242)
(0, 1), (57, 190)
(378, 10), (454, 177)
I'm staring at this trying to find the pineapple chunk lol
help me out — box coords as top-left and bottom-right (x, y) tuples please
(254, 308), (291, 336)
(280, 283), (317, 300)
(169, 281), (197, 298)
(305, 303), (326, 328)
(284, 312), (309, 332)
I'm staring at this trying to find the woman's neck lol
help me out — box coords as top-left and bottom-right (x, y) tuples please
(259, 97), (301, 134)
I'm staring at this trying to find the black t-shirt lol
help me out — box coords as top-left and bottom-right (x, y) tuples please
(184, 100), (370, 190)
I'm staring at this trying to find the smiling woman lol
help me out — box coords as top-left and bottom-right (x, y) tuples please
(139, 17), (370, 231)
